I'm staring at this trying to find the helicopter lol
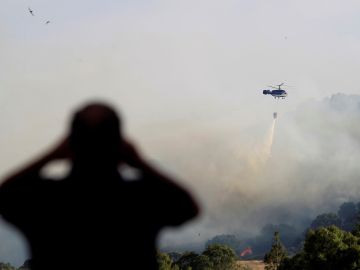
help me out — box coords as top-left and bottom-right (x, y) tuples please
(263, 83), (288, 99)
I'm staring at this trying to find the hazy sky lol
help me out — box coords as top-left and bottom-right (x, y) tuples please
(2, 0), (360, 266)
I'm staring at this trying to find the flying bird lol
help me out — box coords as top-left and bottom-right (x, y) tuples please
(28, 7), (34, 16)
(45, 21), (50, 25)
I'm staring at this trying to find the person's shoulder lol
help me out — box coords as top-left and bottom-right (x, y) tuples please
(122, 176), (168, 197)
(0, 174), (50, 193)
(124, 177), (149, 190)
(129, 175), (174, 190)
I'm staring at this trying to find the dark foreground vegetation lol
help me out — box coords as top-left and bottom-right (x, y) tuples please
(262, 201), (360, 269)
(277, 225), (360, 270)
(157, 243), (252, 270)
(201, 201), (360, 257)
(160, 200), (360, 270)
(3, 201), (360, 269)
(159, 223), (360, 270)
(0, 261), (30, 270)
(261, 223), (360, 270)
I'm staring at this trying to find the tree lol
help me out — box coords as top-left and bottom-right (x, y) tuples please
(352, 220), (360, 237)
(0, 263), (15, 270)
(206, 235), (242, 253)
(303, 226), (360, 269)
(17, 260), (31, 270)
(279, 225), (360, 270)
(338, 202), (359, 231)
(168, 252), (183, 262)
(264, 232), (287, 270)
(176, 252), (199, 270)
(203, 244), (236, 270)
(310, 213), (342, 229)
(278, 253), (306, 270)
(191, 255), (213, 270)
(252, 223), (300, 255)
(157, 252), (180, 270)
(338, 202), (357, 221)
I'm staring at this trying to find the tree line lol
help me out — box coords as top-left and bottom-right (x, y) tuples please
(264, 225), (360, 270)
(0, 261), (30, 270)
(263, 201), (360, 270)
(157, 243), (251, 270)
(204, 201), (360, 260)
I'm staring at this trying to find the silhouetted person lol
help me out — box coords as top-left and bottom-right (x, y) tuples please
(0, 103), (199, 270)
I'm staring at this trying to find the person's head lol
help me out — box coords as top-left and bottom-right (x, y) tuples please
(69, 102), (122, 167)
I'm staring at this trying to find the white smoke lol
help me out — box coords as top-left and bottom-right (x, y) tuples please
(159, 93), (360, 248)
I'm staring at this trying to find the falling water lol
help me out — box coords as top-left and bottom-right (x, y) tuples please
(247, 118), (277, 172)
(264, 118), (276, 159)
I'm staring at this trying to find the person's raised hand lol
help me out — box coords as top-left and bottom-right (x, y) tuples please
(47, 137), (72, 161)
(120, 140), (144, 169)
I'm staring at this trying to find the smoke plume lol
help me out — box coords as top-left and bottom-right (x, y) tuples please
(159, 93), (360, 248)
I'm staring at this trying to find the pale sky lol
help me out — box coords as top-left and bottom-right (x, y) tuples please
(1, 0), (360, 167)
(2, 0), (360, 266)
